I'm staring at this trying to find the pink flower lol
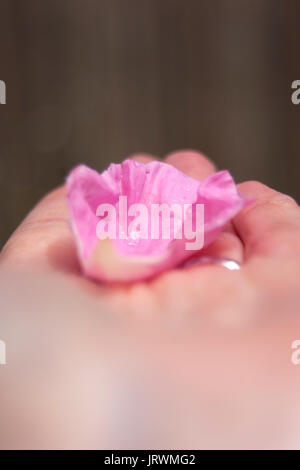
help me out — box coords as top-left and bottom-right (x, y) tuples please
(66, 159), (249, 282)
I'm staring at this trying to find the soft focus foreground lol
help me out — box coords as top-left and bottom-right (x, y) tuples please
(1, 266), (300, 450)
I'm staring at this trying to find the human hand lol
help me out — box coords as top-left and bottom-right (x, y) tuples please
(1, 150), (300, 449)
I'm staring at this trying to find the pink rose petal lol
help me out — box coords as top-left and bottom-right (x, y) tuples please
(66, 159), (250, 282)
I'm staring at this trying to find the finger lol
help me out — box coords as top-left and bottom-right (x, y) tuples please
(164, 150), (244, 263)
(234, 181), (300, 259)
(130, 153), (157, 163)
(195, 223), (244, 262)
(164, 149), (216, 180)
(0, 186), (79, 273)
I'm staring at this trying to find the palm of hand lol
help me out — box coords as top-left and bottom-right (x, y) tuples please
(1, 151), (300, 449)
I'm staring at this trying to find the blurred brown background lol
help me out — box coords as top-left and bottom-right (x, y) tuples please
(0, 0), (299, 246)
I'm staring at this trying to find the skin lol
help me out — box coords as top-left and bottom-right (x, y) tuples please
(0, 150), (300, 449)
